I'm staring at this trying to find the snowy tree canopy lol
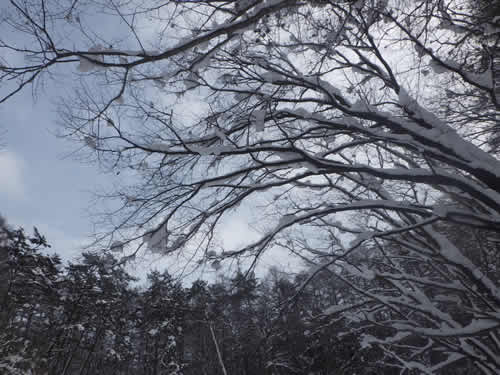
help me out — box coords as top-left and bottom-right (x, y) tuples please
(1, 0), (500, 372)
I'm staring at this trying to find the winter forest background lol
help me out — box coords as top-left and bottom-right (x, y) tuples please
(1, 0), (500, 374)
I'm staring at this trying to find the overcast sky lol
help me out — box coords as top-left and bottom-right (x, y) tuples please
(0, 2), (152, 269)
(0, 85), (111, 258)
(0, 83), (299, 281)
(0, 90), (262, 278)
(0, 2), (304, 283)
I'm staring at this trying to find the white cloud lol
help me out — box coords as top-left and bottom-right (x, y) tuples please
(0, 151), (25, 199)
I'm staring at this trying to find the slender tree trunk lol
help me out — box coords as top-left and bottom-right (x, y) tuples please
(209, 322), (228, 375)
(61, 347), (76, 375)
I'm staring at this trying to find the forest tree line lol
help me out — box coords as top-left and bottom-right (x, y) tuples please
(0, 216), (381, 375)
(2, 215), (497, 375)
